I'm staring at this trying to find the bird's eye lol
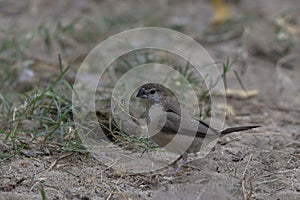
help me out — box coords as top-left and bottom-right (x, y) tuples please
(150, 89), (156, 94)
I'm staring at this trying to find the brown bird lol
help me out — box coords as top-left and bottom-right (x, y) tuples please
(136, 83), (260, 169)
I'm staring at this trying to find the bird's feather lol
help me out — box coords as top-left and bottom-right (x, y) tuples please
(221, 125), (260, 135)
(161, 99), (219, 138)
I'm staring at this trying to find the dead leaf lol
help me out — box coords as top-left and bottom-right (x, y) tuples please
(225, 88), (259, 99)
(211, 0), (232, 25)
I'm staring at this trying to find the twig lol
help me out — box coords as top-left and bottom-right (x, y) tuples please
(256, 178), (279, 186)
(255, 169), (298, 179)
(100, 159), (120, 182)
(106, 192), (113, 200)
(241, 153), (253, 200)
(111, 96), (140, 122)
(45, 152), (74, 172)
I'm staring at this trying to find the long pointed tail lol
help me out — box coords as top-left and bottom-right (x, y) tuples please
(221, 125), (260, 135)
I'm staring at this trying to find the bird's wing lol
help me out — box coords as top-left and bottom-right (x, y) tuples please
(162, 107), (219, 138)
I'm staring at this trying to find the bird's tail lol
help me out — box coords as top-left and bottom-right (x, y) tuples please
(221, 125), (260, 135)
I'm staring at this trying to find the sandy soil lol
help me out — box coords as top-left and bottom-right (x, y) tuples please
(0, 0), (299, 199)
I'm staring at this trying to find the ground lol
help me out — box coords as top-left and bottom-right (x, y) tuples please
(0, 0), (299, 199)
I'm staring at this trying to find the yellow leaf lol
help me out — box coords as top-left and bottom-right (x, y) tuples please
(211, 0), (232, 25)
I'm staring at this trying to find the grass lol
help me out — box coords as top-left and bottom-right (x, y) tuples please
(0, 10), (249, 163)
(0, 51), (247, 163)
(0, 3), (299, 200)
(0, 55), (82, 162)
(39, 185), (46, 200)
(0, 16), (96, 161)
(92, 49), (248, 154)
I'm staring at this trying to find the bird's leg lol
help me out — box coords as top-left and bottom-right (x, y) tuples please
(170, 155), (182, 166)
(175, 153), (188, 172)
(182, 153), (188, 162)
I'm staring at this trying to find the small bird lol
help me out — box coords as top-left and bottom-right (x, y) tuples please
(136, 83), (260, 169)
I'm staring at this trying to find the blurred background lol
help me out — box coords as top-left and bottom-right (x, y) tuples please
(0, 1), (299, 199)
(1, 0), (299, 100)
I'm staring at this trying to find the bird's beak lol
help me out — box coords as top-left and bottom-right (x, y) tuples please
(136, 87), (148, 99)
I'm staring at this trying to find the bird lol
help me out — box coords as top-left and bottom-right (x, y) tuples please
(136, 83), (260, 169)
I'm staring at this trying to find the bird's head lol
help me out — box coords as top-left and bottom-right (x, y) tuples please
(136, 83), (168, 104)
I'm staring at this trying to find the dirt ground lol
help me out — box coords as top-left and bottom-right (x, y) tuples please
(0, 0), (300, 199)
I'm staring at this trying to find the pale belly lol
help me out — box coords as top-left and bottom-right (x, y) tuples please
(151, 131), (205, 155)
